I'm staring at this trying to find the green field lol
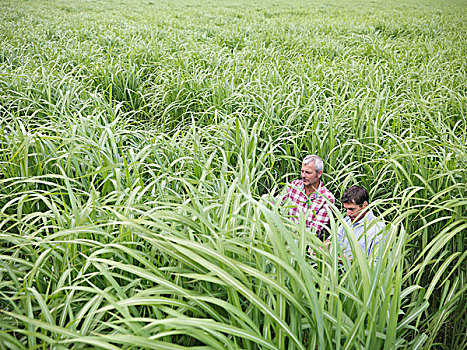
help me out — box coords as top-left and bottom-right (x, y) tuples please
(1, 0), (466, 348)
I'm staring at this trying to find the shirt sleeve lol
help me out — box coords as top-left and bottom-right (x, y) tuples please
(366, 222), (387, 256)
(277, 190), (288, 206)
(280, 180), (305, 206)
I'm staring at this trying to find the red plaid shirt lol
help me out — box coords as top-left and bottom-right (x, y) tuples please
(282, 180), (335, 235)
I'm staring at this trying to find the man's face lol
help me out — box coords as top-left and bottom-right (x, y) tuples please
(343, 202), (368, 222)
(301, 162), (321, 187)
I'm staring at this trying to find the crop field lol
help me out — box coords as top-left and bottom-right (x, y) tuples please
(0, 0), (466, 348)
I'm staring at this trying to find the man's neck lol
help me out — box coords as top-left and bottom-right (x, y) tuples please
(304, 181), (320, 196)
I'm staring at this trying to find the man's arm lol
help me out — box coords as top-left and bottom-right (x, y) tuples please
(309, 190), (335, 237)
(310, 206), (327, 232)
(365, 221), (387, 256)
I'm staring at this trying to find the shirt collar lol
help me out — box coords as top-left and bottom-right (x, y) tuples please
(351, 210), (375, 227)
(300, 180), (323, 200)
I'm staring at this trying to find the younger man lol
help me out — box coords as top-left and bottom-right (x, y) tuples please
(337, 186), (386, 260)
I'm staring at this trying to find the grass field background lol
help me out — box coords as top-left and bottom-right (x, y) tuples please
(0, 0), (466, 348)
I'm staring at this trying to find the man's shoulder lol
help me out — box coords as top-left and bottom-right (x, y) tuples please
(366, 211), (384, 224)
(318, 183), (335, 203)
(287, 179), (304, 191)
(289, 179), (303, 186)
(366, 212), (387, 233)
(373, 220), (386, 231)
(285, 179), (303, 199)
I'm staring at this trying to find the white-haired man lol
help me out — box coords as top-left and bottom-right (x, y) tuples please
(282, 155), (335, 239)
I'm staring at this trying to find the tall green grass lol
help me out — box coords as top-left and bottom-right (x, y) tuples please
(1, 0), (466, 348)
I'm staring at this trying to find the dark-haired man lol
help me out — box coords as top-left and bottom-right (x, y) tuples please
(282, 155), (335, 239)
(337, 186), (386, 260)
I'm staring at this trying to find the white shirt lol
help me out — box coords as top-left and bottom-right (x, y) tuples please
(337, 210), (386, 259)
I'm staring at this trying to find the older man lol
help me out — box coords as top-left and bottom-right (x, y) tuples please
(282, 155), (335, 239)
(337, 186), (387, 260)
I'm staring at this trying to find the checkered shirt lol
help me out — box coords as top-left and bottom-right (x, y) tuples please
(282, 179), (335, 235)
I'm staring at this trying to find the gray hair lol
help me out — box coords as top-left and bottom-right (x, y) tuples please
(302, 155), (324, 173)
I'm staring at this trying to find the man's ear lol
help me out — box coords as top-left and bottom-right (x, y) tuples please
(362, 201), (368, 208)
